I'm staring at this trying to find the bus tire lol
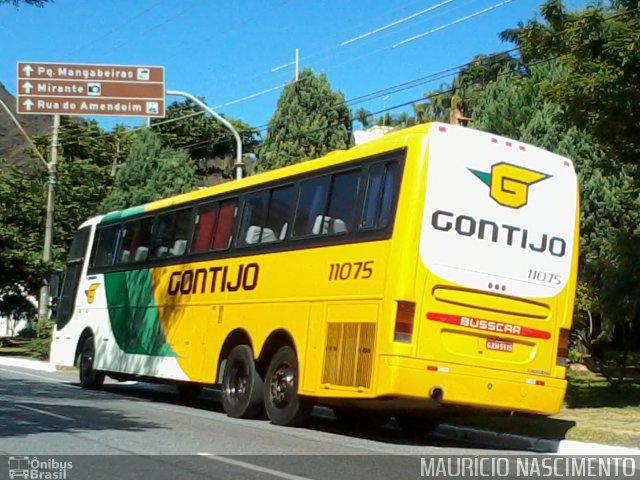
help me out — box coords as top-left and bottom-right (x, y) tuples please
(78, 336), (105, 390)
(221, 345), (264, 419)
(264, 346), (312, 426)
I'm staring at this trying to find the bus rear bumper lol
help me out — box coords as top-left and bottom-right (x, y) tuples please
(378, 355), (566, 415)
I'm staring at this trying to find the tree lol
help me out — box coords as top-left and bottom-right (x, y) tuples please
(497, 0), (640, 363)
(354, 108), (373, 129)
(414, 52), (518, 123)
(152, 99), (260, 183)
(0, 153), (112, 296)
(100, 129), (197, 212)
(257, 68), (351, 171)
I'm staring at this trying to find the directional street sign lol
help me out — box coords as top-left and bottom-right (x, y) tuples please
(16, 62), (165, 117)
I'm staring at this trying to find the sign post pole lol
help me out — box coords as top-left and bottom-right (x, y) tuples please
(37, 114), (59, 319)
(165, 90), (244, 180)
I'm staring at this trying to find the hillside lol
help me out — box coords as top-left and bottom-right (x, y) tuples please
(0, 81), (52, 170)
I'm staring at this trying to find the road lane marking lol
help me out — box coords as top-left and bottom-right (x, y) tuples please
(0, 367), (77, 385)
(15, 404), (74, 421)
(198, 453), (312, 480)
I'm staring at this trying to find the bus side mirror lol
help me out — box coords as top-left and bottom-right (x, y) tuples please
(49, 271), (64, 302)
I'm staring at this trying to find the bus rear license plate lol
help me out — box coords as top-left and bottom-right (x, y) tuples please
(487, 339), (513, 352)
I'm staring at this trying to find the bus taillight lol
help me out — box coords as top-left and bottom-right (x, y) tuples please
(394, 301), (415, 343)
(557, 328), (570, 366)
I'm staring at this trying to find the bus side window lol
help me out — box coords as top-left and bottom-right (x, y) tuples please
(91, 225), (121, 267)
(267, 185), (295, 242)
(170, 208), (194, 256)
(239, 191), (269, 246)
(152, 208), (194, 258)
(191, 199), (237, 252)
(213, 199), (237, 250)
(192, 203), (219, 253)
(360, 162), (399, 230)
(378, 162), (399, 228)
(326, 170), (360, 234)
(118, 217), (154, 264)
(152, 212), (174, 258)
(294, 177), (329, 237)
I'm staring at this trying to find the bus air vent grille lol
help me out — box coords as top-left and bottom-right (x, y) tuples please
(322, 322), (376, 389)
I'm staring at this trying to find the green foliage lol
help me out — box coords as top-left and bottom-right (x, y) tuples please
(257, 68), (351, 172)
(100, 128), (197, 212)
(354, 108), (373, 128)
(0, 116), (118, 296)
(17, 324), (37, 339)
(152, 100), (260, 182)
(27, 317), (54, 360)
(415, 52), (518, 123)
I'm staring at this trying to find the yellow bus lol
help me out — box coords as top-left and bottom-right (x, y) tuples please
(50, 122), (579, 428)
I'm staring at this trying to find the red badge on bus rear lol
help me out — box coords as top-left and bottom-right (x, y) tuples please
(486, 339), (513, 352)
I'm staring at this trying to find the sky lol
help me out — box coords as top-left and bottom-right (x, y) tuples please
(0, 0), (588, 135)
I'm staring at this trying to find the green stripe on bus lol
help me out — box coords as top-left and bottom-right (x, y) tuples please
(101, 204), (147, 224)
(104, 269), (175, 357)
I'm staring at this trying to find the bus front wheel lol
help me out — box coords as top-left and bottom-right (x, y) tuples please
(264, 346), (312, 426)
(221, 345), (264, 419)
(78, 336), (105, 390)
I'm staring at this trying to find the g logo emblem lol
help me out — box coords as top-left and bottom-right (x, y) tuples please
(469, 163), (550, 209)
(85, 283), (100, 304)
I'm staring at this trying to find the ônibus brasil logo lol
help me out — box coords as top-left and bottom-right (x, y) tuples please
(468, 162), (550, 209)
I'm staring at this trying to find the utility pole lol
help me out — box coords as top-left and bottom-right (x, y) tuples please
(166, 90), (243, 180)
(272, 49), (300, 81)
(38, 114), (60, 319)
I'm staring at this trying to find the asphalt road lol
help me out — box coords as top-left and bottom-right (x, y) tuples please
(0, 365), (604, 480)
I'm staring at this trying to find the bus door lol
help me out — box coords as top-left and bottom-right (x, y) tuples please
(55, 226), (92, 331)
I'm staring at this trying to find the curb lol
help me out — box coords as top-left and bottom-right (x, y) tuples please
(434, 423), (640, 455)
(0, 356), (57, 372)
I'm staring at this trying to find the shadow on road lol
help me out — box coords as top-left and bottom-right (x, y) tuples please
(99, 382), (552, 451)
(0, 377), (166, 439)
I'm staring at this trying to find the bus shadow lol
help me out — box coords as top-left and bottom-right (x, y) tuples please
(100, 382), (571, 451)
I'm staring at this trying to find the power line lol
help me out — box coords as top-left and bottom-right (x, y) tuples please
(394, 0), (516, 48)
(341, 0), (456, 46)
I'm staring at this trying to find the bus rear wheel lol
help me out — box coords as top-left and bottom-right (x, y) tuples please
(221, 345), (264, 419)
(78, 336), (105, 390)
(264, 346), (312, 426)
